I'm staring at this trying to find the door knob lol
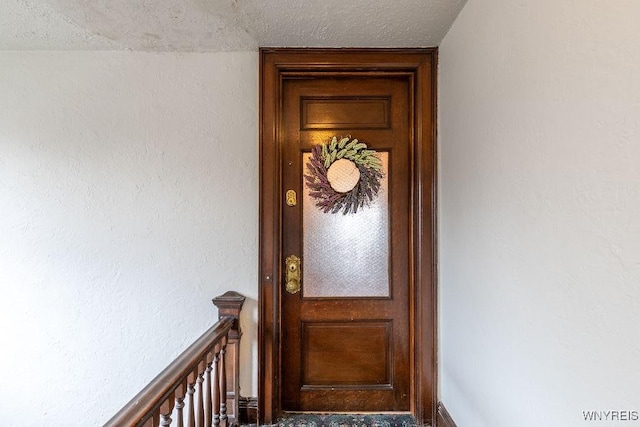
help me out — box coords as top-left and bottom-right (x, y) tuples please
(285, 255), (301, 294)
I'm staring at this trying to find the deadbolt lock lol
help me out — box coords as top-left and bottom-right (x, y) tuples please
(285, 255), (301, 294)
(286, 190), (297, 207)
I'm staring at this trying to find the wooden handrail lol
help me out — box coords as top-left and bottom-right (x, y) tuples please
(104, 291), (245, 427)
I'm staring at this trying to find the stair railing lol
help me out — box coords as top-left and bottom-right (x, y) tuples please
(104, 291), (246, 427)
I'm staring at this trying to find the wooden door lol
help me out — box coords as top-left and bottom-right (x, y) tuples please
(260, 49), (437, 424)
(281, 76), (411, 412)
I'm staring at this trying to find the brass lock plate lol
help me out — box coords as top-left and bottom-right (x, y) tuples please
(285, 255), (301, 294)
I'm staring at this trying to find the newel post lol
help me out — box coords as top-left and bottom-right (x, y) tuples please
(212, 291), (245, 427)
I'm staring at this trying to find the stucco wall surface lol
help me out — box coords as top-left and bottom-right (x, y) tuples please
(0, 51), (258, 426)
(439, 1), (640, 426)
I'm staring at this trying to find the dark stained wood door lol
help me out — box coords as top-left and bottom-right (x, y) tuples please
(281, 76), (411, 412)
(259, 49), (437, 425)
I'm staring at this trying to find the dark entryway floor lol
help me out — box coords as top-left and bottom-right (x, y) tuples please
(243, 413), (426, 427)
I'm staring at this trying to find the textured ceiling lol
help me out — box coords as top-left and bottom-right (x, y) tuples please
(1, 0), (466, 51)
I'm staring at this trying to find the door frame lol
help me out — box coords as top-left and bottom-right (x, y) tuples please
(258, 48), (438, 425)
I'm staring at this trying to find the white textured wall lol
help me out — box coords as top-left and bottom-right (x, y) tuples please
(0, 51), (258, 426)
(439, 1), (640, 426)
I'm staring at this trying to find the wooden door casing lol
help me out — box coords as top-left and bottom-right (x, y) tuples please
(259, 49), (437, 425)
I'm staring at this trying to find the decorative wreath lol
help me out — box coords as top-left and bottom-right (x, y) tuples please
(304, 136), (384, 215)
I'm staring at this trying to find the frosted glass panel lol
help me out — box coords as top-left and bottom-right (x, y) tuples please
(302, 153), (389, 297)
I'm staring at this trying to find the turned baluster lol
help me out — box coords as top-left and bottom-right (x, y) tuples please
(160, 414), (172, 427)
(159, 391), (176, 427)
(176, 397), (184, 427)
(213, 345), (221, 427)
(175, 383), (186, 427)
(175, 397), (185, 427)
(187, 373), (196, 427)
(196, 362), (205, 427)
(205, 353), (213, 427)
(219, 337), (228, 427)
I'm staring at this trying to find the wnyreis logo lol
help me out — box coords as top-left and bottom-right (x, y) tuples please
(582, 410), (639, 421)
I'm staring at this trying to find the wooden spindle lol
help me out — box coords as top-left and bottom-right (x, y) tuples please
(159, 392), (176, 427)
(175, 396), (185, 427)
(187, 376), (196, 427)
(160, 414), (172, 427)
(153, 412), (160, 427)
(205, 358), (213, 427)
(219, 339), (228, 427)
(174, 383), (186, 427)
(213, 348), (221, 427)
(196, 367), (205, 427)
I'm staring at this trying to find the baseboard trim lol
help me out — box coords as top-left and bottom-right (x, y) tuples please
(239, 396), (258, 425)
(437, 402), (457, 427)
